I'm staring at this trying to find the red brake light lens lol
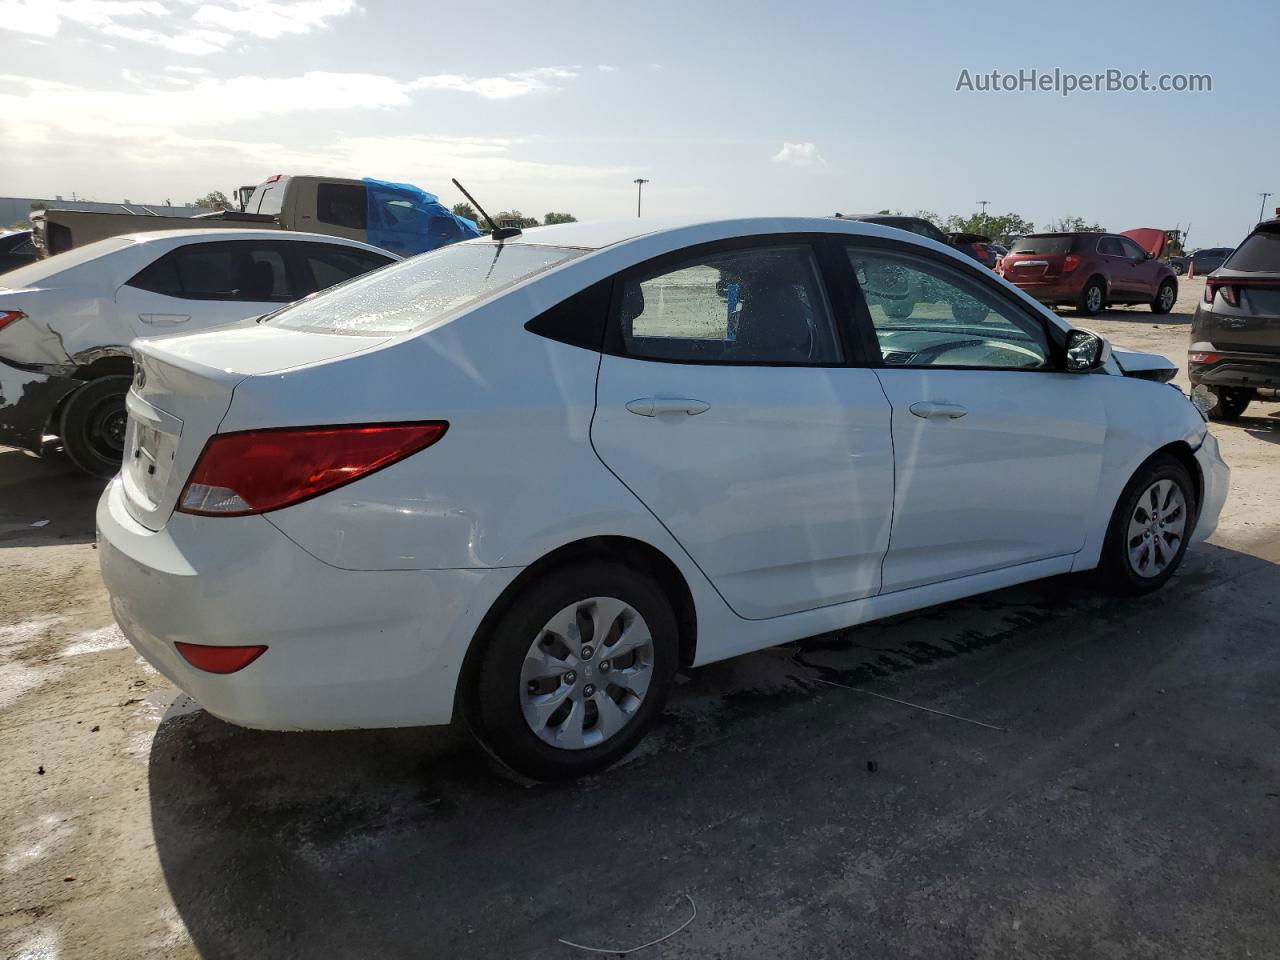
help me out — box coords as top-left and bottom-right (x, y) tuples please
(175, 642), (267, 674)
(1062, 254), (1080, 273)
(1188, 351), (1220, 364)
(0, 310), (26, 332)
(178, 422), (448, 517)
(1205, 279), (1238, 306)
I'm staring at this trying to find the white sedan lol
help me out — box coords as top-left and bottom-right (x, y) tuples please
(0, 229), (397, 475)
(97, 217), (1229, 780)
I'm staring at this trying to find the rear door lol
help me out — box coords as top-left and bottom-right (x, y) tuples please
(1096, 236), (1133, 297)
(116, 240), (301, 338)
(591, 237), (895, 620)
(839, 240), (1107, 591)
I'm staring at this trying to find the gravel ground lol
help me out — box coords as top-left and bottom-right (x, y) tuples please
(1, 274), (1278, 960)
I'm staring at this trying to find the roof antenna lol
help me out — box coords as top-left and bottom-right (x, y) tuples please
(452, 178), (521, 241)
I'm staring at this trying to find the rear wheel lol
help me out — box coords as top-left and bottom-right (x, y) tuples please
(1099, 454), (1196, 595)
(470, 563), (678, 780)
(1199, 385), (1253, 421)
(1151, 279), (1177, 314)
(1077, 279), (1105, 316)
(59, 375), (131, 478)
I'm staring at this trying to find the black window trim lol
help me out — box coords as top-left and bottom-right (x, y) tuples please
(601, 233), (872, 368)
(835, 233), (1071, 374)
(293, 240), (396, 297)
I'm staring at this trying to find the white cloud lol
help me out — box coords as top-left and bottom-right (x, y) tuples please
(411, 66), (578, 100)
(0, 0), (357, 54)
(771, 141), (824, 167)
(597, 64), (618, 73)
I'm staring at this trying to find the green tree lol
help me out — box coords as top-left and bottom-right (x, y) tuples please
(542, 212), (577, 225)
(1045, 215), (1106, 233)
(451, 201), (479, 224)
(944, 211), (1035, 245)
(494, 210), (540, 228)
(192, 190), (230, 210)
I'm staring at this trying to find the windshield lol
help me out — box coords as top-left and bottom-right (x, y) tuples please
(1011, 235), (1075, 255)
(270, 242), (583, 335)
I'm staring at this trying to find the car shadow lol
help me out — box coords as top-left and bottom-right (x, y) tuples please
(147, 540), (1276, 959)
(0, 446), (105, 546)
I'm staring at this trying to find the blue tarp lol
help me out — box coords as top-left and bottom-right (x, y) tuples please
(363, 178), (481, 257)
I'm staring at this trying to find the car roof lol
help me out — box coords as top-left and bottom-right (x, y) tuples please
(118, 228), (397, 255)
(471, 216), (938, 252)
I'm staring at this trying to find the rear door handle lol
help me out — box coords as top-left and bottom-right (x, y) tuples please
(625, 397), (711, 417)
(138, 313), (191, 325)
(909, 400), (968, 420)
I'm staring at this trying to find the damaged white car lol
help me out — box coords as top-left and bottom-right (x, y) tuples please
(0, 229), (396, 475)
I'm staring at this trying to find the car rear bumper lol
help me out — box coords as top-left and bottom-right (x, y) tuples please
(96, 477), (521, 731)
(1002, 278), (1080, 303)
(1189, 357), (1280, 390)
(1192, 430), (1229, 545)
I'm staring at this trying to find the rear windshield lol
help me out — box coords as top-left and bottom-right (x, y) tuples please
(0, 236), (135, 288)
(270, 241), (583, 335)
(1224, 230), (1280, 272)
(1011, 235), (1076, 255)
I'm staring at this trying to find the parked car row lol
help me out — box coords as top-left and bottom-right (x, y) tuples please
(0, 229), (397, 474)
(95, 216), (1228, 780)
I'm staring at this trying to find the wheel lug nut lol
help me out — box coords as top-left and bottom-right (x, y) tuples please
(583, 684), (596, 697)
(580, 645), (594, 660)
(564, 671), (576, 684)
(599, 660), (610, 672)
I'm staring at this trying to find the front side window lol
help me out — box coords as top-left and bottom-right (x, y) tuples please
(847, 248), (1050, 370)
(271, 242), (581, 335)
(619, 244), (842, 364)
(316, 183), (367, 230)
(1119, 237), (1148, 260)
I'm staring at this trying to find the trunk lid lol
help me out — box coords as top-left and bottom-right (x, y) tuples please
(1002, 252), (1067, 280)
(1203, 272), (1280, 354)
(122, 325), (388, 530)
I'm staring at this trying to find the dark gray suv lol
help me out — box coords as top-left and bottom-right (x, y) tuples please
(1189, 220), (1280, 420)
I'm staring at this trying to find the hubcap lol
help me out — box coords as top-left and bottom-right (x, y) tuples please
(519, 596), (654, 750)
(1126, 479), (1187, 578)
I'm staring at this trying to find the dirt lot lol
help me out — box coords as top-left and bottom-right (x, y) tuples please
(2, 275), (1278, 960)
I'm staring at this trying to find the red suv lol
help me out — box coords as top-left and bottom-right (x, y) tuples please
(999, 232), (1178, 316)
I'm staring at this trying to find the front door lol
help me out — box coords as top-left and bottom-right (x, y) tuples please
(840, 242), (1107, 592)
(591, 239), (895, 620)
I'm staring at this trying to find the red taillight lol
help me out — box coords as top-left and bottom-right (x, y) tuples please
(1062, 254), (1081, 273)
(263, 174), (281, 184)
(1205, 279), (1238, 306)
(974, 243), (989, 260)
(1188, 351), (1220, 364)
(178, 421), (448, 517)
(0, 309), (26, 331)
(175, 642), (267, 674)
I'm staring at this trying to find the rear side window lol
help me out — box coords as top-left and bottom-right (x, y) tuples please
(619, 244), (842, 365)
(317, 183), (367, 230)
(300, 244), (394, 294)
(1225, 230), (1280, 272)
(1011, 235), (1075, 255)
(271, 242), (581, 335)
(127, 242), (297, 302)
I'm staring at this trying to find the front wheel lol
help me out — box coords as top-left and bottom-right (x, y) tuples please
(59, 375), (131, 478)
(1098, 454), (1197, 595)
(1151, 279), (1177, 314)
(469, 563), (678, 780)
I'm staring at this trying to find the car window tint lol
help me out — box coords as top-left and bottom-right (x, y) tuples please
(243, 246), (291, 299)
(317, 183), (367, 230)
(128, 252), (183, 296)
(847, 248), (1049, 370)
(621, 244), (842, 365)
(1011, 235), (1074, 255)
(1097, 237), (1123, 256)
(1225, 231), (1280, 272)
(128, 242), (295, 301)
(303, 245), (392, 293)
(1119, 238), (1147, 259)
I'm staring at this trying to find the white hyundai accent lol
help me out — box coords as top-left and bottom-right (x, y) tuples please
(97, 217), (1229, 779)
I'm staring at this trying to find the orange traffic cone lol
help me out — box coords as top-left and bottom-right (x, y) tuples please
(1188, 260), (1195, 279)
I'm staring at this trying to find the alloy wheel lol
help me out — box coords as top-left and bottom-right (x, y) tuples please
(1126, 479), (1187, 578)
(1160, 283), (1176, 311)
(520, 596), (654, 750)
(1087, 285), (1103, 313)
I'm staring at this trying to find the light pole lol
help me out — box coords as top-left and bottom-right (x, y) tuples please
(1258, 192), (1273, 223)
(976, 199), (990, 232)
(633, 178), (649, 218)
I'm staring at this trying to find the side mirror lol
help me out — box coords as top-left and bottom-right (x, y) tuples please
(1145, 251), (1154, 260)
(1065, 329), (1111, 373)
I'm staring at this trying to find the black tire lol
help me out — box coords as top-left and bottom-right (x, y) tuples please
(469, 562), (679, 781)
(1202, 385), (1253, 421)
(1098, 454), (1197, 595)
(1151, 279), (1177, 314)
(1172, 262), (1185, 276)
(59, 375), (131, 478)
(1076, 279), (1105, 316)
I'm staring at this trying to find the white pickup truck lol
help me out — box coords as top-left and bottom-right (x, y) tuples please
(32, 175), (479, 259)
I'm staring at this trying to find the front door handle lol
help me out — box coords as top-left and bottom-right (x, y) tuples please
(909, 400), (968, 420)
(625, 397), (711, 417)
(138, 313), (191, 325)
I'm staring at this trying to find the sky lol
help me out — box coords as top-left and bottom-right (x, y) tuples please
(0, 0), (1276, 247)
